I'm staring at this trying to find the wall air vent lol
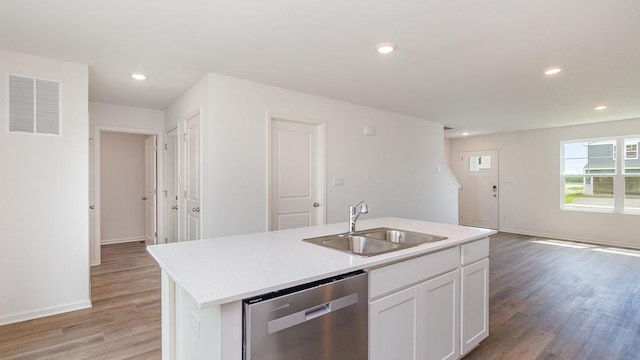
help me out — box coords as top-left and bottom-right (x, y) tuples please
(7, 74), (61, 136)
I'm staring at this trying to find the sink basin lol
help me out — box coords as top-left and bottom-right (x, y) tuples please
(303, 228), (448, 257)
(321, 236), (400, 255)
(361, 228), (448, 245)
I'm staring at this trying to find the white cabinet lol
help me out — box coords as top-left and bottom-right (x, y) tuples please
(370, 285), (421, 360)
(460, 258), (489, 355)
(422, 270), (460, 360)
(369, 270), (459, 360)
(369, 237), (490, 360)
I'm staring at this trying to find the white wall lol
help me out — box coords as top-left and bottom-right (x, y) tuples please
(449, 118), (640, 248)
(0, 50), (90, 325)
(164, 76), (209, 130)
(200, 74), (456, 238)
(100, 132), (147, 243)
(90, 102), (165, 130)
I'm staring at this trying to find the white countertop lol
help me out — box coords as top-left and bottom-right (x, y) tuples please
(147, 217), (495, 308)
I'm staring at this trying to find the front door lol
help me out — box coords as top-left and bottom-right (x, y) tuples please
(185, 113), (201, 241)
(144, 135), (157, 244)
(165, 127), (179, 243)
(460, 150), (499, 229)
(270, 119), (324, 230)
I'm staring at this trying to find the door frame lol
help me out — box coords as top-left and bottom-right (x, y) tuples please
(458, 149), (499, 229)
(266, 113), (327, 231)
(91, 125), (164, 266)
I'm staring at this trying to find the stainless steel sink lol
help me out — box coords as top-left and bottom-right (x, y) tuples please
(303, 228), (448, 257)
(361, 228), (448, 245)
(321, 235), (400, 255)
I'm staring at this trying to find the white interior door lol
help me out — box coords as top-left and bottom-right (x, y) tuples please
(165, 127), (179, 243)
(270, 119), (325, 231)
(144, 135), (157, 244)
(185, 114), (201, 241)
(460, 150), (499, 229)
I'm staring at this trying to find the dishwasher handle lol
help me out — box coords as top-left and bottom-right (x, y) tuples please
(267, 293), (359, 334)
(305, 303), (331, 320)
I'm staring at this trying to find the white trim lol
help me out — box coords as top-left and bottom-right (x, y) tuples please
(92, 125), (164, 266)
(0, 300), (92, 327)
(101, 236), (146, 245)
(266, 112), (327, 231)
(439, 160), (461, 189)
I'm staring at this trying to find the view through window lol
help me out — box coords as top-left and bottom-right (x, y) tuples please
(562, 137), (640, 213)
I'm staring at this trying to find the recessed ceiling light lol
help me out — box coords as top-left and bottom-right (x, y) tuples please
(131, 73), (146, 80)
(462, 132), (470, 136)
(376, 43), (396, 54)
(544, 67), (563, 76)
(594, 105), (607, 111)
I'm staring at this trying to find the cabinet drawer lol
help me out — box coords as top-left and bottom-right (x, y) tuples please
(369, 247), (459, 299)
(461, 238), (489, 266)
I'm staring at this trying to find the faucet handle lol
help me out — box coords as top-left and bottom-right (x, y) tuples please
(360, 203), (368, 214)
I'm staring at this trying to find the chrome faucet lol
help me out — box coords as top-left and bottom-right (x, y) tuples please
(349, 200), (368, 233)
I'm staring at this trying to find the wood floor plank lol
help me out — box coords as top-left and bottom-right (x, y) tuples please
(0, 241), (161, 359)
(465, 233), (640, 360)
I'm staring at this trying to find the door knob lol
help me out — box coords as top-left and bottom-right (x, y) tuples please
(313, 202), (320, 208)
(192, 207), (200, 212)
(171, 205), (178, 210)
(142, 196), (148, 200)
(89, 205), (95, 209)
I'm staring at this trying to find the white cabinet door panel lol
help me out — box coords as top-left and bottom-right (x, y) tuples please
(460, 258), (489, 355)
(370, 285), (420, 360)
(422, 270), (459, 360)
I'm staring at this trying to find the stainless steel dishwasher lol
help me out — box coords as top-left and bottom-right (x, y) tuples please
(243, 270), (368, 360)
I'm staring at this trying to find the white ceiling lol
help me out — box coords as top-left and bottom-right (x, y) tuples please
(1, 0), (639, 137)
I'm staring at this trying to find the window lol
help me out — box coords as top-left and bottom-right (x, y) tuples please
(625, 142), (638, 160)
(562, 137), (640, 213)
(469, 155), (492, 172)
(7, 74), (61, 136)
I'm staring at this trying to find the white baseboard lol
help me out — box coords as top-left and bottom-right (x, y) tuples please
(101, 236), (146, 245)
(0, 300), (92, 326)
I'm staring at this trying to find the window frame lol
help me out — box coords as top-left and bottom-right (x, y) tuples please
(561, 136), (640, 215)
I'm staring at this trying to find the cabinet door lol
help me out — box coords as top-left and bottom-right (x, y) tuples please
(370, 285), (421, 360)
(460, 258), (489, 355)
(421, 270), (459, 360)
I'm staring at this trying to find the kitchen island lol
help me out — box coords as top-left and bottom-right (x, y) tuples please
(147, 217), (496, 360)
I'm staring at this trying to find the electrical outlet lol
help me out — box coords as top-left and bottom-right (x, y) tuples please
(190, 312), (200, 338)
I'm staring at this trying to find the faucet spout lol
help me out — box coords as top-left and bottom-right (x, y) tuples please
(349, 200), (369, 233)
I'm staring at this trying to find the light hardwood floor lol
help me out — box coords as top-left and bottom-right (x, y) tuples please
(2, 234), (640, 359)
(0, 242), (161, 359)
